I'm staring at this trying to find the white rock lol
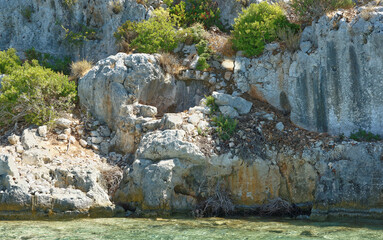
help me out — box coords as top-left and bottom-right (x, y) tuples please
(8, 134), (20, 145)
(79, 139), (88, 148)
(276, 122), (284, 131)
(69, 136), (76, 144)
(58, 134), (68, 141)
(38, 125), (48, 137)
(55, 118), (72, 128)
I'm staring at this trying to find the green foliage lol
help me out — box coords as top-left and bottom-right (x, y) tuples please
(0, 48), (22, 74)
(25, 48), (71, 75)
(184, 0), (222, 28)
(0, 51), (77, 127)
(290, 0), (354, 23)
(205, 95), (218, 113)
(177, 23), (207, 45)
(196, 39), (211, 71)
(232, 2), (299, 56)
(169, 1), (187, 27)
(212, 114), (238, 141)
(114, 8), (179, 53)
(164, 0), (174, 7)
(350, 129), (381, 142)
(20, 6), (33, 22)
(62, 24), (97, 46)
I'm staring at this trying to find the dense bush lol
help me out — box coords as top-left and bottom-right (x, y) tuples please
(0, 49), (77, 127)
(196, 39), (212, 71)
(177, 23), (207, 45)
(290, 0), (354, 23)
(114, 8), (179, 53)
(184, 0), (221, 28)
(0, 48), (21, 74)
(25, 47), (71, 75)
(232, 2), (299, 56)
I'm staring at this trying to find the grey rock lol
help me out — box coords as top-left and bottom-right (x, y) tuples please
(219, 106), (239, 118)
(136, 130), (205, 164)
(212, 91), (252, 114)
(92, 137), (103, 144)
(55, 118), (72, 129)
(300, 41), (312, 53)
(276, 122), (284, 131)
(100, 142), (110, 155)
(162, 113), (183, 130)
(0, 154), (18, 176)
(21, 129), (40, 150)
(99, 126), (111, 137)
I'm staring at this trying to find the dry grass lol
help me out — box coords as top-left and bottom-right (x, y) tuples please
(207, 32), (236, 57)
(70, 60), (92, 79)
(277, 28), (302, 53)
(158, 53), (185, 75)
(259, 198), (295, 217)
(100, 165), (123, 196)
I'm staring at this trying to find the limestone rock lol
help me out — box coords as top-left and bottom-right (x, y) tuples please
(55, 118), (72, 129)
(162, 113), (183, 130)
(219, 106), (239, 118)
(21, 129), (40, 150)
(212, 91), (252, 114)
(8, 135), (20, 145)
(22, 149), (51, 165)
(79, 139), (88, 148)
(37, 125), (48, 137)
(0, 154), (18, 176)
(136, 130), (205, 164)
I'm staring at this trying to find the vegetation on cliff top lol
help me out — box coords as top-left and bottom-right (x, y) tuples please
(0, 49), (77, 127)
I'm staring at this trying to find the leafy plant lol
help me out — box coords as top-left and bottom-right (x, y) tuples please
(0, 48), (22, 74)
(25, 47), (71, 75)
(196, 39), (212, 71)
(205, 95), (219, 113)
(184, 0), (222, 28)
(289, 0), (354, 23)
(164, 0), (174, 7)
(212, 114), (238, 140)
(177, 23), (207, 45)
(232, 2), (299, 56)
(114, 8), (179, 53)
(62, 24), (97, 46)
(0, 50), (77, 127)
(350, 129), (381, 142)
(169, 1), (187, 27)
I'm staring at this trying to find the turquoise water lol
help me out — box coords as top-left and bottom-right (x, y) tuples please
(0, 217), (382, 239)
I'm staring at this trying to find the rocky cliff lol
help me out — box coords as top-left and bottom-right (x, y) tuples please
(234, 8), (383, 136)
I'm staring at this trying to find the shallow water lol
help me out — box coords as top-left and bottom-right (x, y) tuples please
(0, 217), (383, 240)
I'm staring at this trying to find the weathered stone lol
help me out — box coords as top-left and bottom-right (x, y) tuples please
(276, 122), (284, 131)
(0, 154), (18, 176)
(188, 113), (201, 126)
(21, 129), (40, 150)
(92, 137), (103, 144)
(57, 134), (68, 141)
(162, 114), (183, 130)
(79, 139), (88, 148)
(37, 125), (48, 138)
(55, 118), (72, 129)
(212, 91), (252, 114)
(8, 135), (20, 145)
(100, 142), (110, 155)
(22, 149), (51, 165)
(219, 106), (239, 118)
(222, 59), (234, 71)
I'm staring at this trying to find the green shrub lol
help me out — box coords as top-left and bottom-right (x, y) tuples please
(350, 129), (381, 142)
(184, 0), (222, 28)
(195, 39), (212, 71)
(212, 114), (238, 140)
(62, 24), (97, 46)
(25, 48), (71, 75)
(177, 23), (207, 45)
(111, 0), (123, 14)
(205, 95), (218, 113)
(114, 8), (179, 53)
(232, 2), (298, 56)
(0, 48), (21, 74)
(0, 56), (77, 127)
(164, 0), (174, 7)
(169, 1), (187, 27)
(290, 0), (354, 23)
(63, 0), (78, 7)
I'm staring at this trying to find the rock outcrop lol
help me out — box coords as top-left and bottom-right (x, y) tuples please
(234, 8), (383, 136)
(0, 0), (148, 61)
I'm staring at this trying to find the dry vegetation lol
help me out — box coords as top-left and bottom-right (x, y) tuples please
(158, 53), (185, 75)
(70, 60), (92, 79)
(276, 28), (302, 52)
(207, 31), (236, 57)
(100, 165), (123, 196)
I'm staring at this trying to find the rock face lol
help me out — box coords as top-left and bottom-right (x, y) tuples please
(234, 9), (383, 136)
(0, 0), (148, 61)
(0, 128), (119, 219)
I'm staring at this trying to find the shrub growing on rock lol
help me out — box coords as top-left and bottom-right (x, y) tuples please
(232, 2), (299, 56)
(0, 50), (77, 127)
(70, 60), (93, 79)
(184, 0), (222, 28)
(114, 8), (179, 53)
(0, 48), (22, 74)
